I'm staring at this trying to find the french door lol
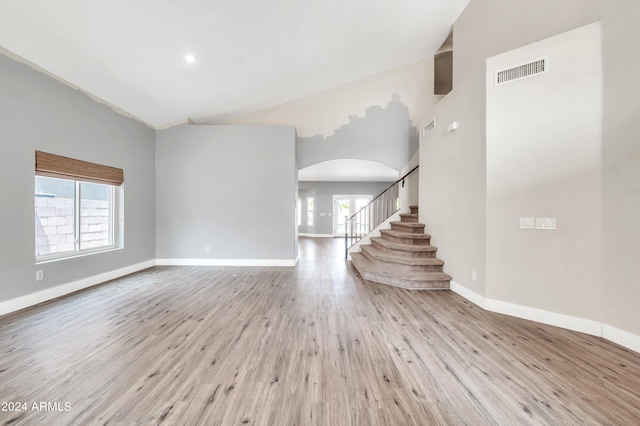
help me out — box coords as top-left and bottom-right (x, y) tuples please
(333, 195), (372, 236)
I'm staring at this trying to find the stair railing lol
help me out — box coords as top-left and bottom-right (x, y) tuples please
(344, 165), (419, 259)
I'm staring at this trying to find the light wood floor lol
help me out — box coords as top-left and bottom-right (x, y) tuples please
(1, 238), (639, 425)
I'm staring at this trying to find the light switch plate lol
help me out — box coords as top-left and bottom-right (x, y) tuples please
(535, 218), (557, 230)
(520, 217), (534, 229)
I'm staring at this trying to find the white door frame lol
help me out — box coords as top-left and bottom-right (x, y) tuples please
(332, 194), (372, 236)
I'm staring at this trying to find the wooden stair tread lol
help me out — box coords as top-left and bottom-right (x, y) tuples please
(380, 229), (432, 240)
(351, 252), (451, 290)
(399, 213), (418, 223)
(390, 221), (424, 228)
(370, 237), (437, 253)
(348, 204), (449, 290)
(362, 245), (443, 266)
(351, 253), (450, 281)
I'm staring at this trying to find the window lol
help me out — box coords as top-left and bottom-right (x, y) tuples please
(296, 198), (302, 226)
(306, 197), (314, 227)
(333, 195), (373, 236)
(35, 151), (123, 261)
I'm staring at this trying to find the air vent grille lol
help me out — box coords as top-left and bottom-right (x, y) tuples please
(423, 119), (436, 136)
(496, 58), (547, 86)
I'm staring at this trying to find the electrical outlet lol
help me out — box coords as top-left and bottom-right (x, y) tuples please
(471, 271), (477, 282)
(36, 270), (44, 281)
(205, 246), (211, 253)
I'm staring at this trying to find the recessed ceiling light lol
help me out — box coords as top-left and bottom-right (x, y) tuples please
(185, 54), (196, 63)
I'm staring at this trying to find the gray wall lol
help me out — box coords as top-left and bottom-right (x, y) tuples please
(156, 124), (297, 261)
(298, 181), (390, 235)
(298, 95), (419, 171)
(0, 54), (156, 303)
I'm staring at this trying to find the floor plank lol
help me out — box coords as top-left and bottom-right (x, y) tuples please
(0, 237), (639, 425)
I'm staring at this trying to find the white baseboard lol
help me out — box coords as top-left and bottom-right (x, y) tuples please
(156, 258), (297, 267)
(450, 280), (638, 353)
(0, 257), (294, 317)
(484, 298), (602, 337)
(0, 260), (156, 317)
(602, 324), (640, 353)
(298, 233), (335, 238)
(450, 281), (485, 308)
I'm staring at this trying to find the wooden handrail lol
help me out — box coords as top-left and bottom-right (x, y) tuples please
(347, 165), (419, 221)
(344, 165), (419, 259)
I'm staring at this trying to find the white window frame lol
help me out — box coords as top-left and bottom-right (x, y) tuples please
(306, 197), (314, 227)
(332, 194), (373, 236)
(35, 178), (123, 263)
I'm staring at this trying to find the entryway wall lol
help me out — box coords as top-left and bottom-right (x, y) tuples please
(485, 23), (603, 323)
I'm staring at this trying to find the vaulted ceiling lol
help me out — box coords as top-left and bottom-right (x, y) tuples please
(0, 0), (469, 128)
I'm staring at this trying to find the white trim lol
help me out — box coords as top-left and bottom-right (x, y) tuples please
(155, 118), (190, 130)
(484, 298), (602, 337)
(36, 246), (122, 265)
(450, 281), (639, 353)
(450, 281), (485, 308)
(0, 260), (155, 317)
(602, 324), (640, 354)
(156, 258), (297, 267)
(298, 233), (335, 238)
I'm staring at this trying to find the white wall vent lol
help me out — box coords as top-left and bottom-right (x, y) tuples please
(422, 119), (436, 136)
(495, 57), (547, 86)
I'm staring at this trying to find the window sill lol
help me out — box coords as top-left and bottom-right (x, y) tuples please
(36, 246), (123, 265)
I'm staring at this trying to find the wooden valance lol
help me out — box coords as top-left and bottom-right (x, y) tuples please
(35, 151), (124, 186)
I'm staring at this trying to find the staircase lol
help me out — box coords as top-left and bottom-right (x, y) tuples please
(350, 206), (451, 290)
